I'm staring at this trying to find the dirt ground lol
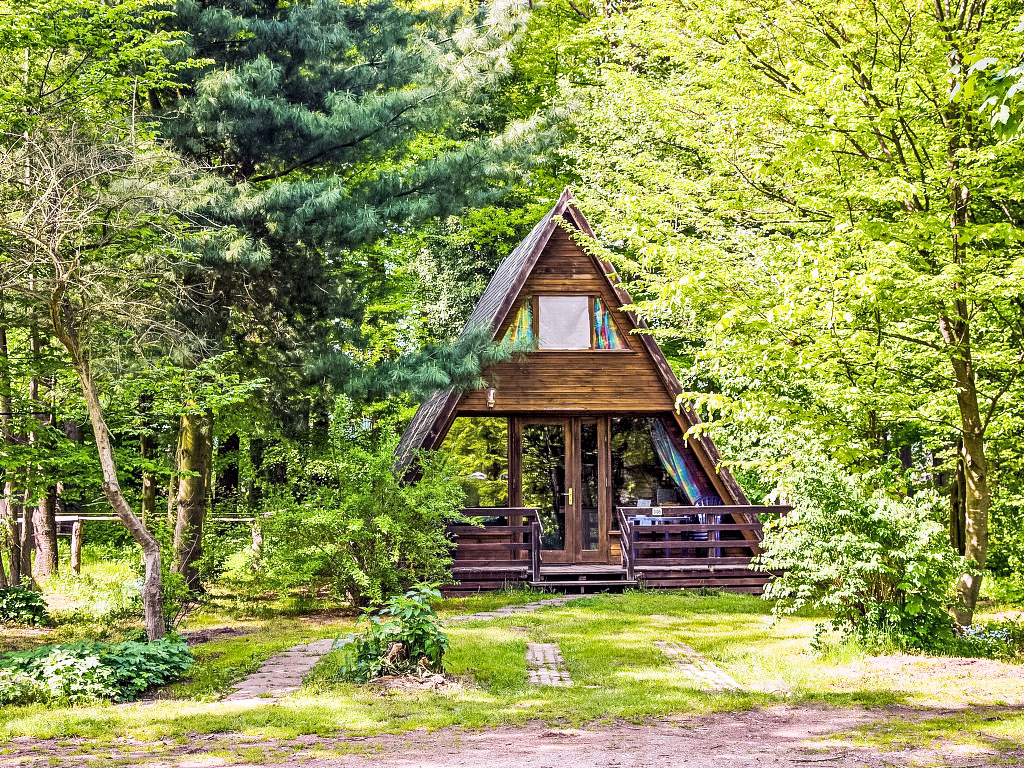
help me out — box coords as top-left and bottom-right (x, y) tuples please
(4, 705), (1023, 768)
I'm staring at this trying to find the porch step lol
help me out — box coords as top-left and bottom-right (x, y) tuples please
(528, 579), (639, 590)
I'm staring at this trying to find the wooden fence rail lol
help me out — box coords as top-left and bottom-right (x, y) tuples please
(38, 513), (268, 575)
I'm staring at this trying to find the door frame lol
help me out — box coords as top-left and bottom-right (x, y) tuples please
(510, 415), (611, 564)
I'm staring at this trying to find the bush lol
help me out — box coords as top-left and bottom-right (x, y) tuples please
(0, 636), (193, 706)
(759, 461), (963, 651)
(337, 585), (448, 681)
(0, 586), (50, 627)
(258, 427), (465, 607)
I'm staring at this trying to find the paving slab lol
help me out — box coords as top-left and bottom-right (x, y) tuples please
(526, 642), (572, 687)
(655, 640), (743, 692)
(224, 598), (582, 702)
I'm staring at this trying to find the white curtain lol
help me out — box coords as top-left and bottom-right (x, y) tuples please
(538, 296), (590, 349)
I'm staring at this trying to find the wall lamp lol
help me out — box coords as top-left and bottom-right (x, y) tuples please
(486, 387), (496, 409)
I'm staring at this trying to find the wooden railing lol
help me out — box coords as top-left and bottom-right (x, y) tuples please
(617, 506), (788, 569)
(616, 507), (635, 580)
(449, 507), (542, 582)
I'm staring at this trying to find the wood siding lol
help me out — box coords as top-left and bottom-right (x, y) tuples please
(456, 228), (674, 414)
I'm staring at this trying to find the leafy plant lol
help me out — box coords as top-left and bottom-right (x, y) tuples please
(257, 414), (465, 608)
(958, 620), (1024, 659)
(0, 636), (193, 706)
(0, 586), (50, 627)
(336, 585), (448, 682)
(759, 459), (964, 651)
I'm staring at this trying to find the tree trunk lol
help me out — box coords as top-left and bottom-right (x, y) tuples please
(32, 487), (58, 578)
(173, 409), (213, 592)
(0, 325), (22, 586)
(70, 519), (83, 575)
(27, 325), (58, 579)
(215, 433), (240, 515)
(949, 447), (967, 555)
(50, 299), (165, 640)
(18, 494), (32, 584)
(139, 393), (156, 527)
(939, 310), (989, 626)
(3, 483), (20, 586)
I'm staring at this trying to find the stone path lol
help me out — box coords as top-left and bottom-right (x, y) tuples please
(445, 596), (579, 622)
(655, 640), (743, 692)
(224, 638), (338, 702)
(526, 642), (573, 687)
(223, 597), (581, 702)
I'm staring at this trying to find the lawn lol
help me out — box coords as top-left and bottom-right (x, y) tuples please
(2, 589), (1022, 749)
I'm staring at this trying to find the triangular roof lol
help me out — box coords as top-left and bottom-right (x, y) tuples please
(396, 188), (749, 505)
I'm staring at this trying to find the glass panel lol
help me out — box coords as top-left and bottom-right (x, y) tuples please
(538, 295), (590, 349)
(580, 422), (600, 551)
(502, 297), (535, 346)
(610, 417), (680, 508)
(521, 423), (566, 550)
(439, 417), (508, 508)
(593, 297), (627, 349)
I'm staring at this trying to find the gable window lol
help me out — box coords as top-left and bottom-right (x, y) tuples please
(504, 294), (628, 350)
(538, 295), (590, 349)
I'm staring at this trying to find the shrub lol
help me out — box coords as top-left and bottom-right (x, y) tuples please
(0, 636), (193, 706)
(337, 584), (448, 681)
(258, 428), (465, 607)
(759, 461), (963, 651)
(0, 586), (50, 627)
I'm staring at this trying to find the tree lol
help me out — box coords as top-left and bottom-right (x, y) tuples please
(144, 0), (554, 586)
(0, 122), (208, 638)
(563, 0), (1024, 623)
(0, 0), (192, 603)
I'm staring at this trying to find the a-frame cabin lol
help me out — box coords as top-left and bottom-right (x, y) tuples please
(397, 189), (785, 593)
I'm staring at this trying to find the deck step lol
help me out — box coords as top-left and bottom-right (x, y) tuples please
(528, 579), (639, 588)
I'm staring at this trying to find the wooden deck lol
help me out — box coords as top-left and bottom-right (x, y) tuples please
(445, 505), (787, 595)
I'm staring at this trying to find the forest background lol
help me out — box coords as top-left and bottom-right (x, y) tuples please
(0, 0), (1022, 648)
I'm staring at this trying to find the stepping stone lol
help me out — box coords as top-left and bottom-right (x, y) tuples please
(224, 637), (348, 702)
(655, 640), (743, 693)
(526, 642), (572, 687)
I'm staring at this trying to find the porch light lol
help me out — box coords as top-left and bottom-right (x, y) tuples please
(486, 387), (496, 408)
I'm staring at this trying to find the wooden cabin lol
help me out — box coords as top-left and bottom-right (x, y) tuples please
(397, 189), (785, 594)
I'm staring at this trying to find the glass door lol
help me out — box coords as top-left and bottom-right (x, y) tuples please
(518, 417), (610, 564)
(578, 419), (602, 560)
(521, 420), (571, 562)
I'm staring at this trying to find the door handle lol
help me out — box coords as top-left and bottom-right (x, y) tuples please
(561, 488), (573, 505)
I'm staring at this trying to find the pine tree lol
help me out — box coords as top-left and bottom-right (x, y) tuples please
(155, 0), (550, 583)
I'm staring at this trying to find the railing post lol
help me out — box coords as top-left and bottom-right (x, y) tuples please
(616, 508), (635, 581)
(530, 519), (542, 582)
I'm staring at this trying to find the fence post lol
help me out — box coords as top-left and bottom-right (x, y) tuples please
(70, 519), (83, 575)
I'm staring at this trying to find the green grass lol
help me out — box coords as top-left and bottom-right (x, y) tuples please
(3, 589), (1022, 746)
